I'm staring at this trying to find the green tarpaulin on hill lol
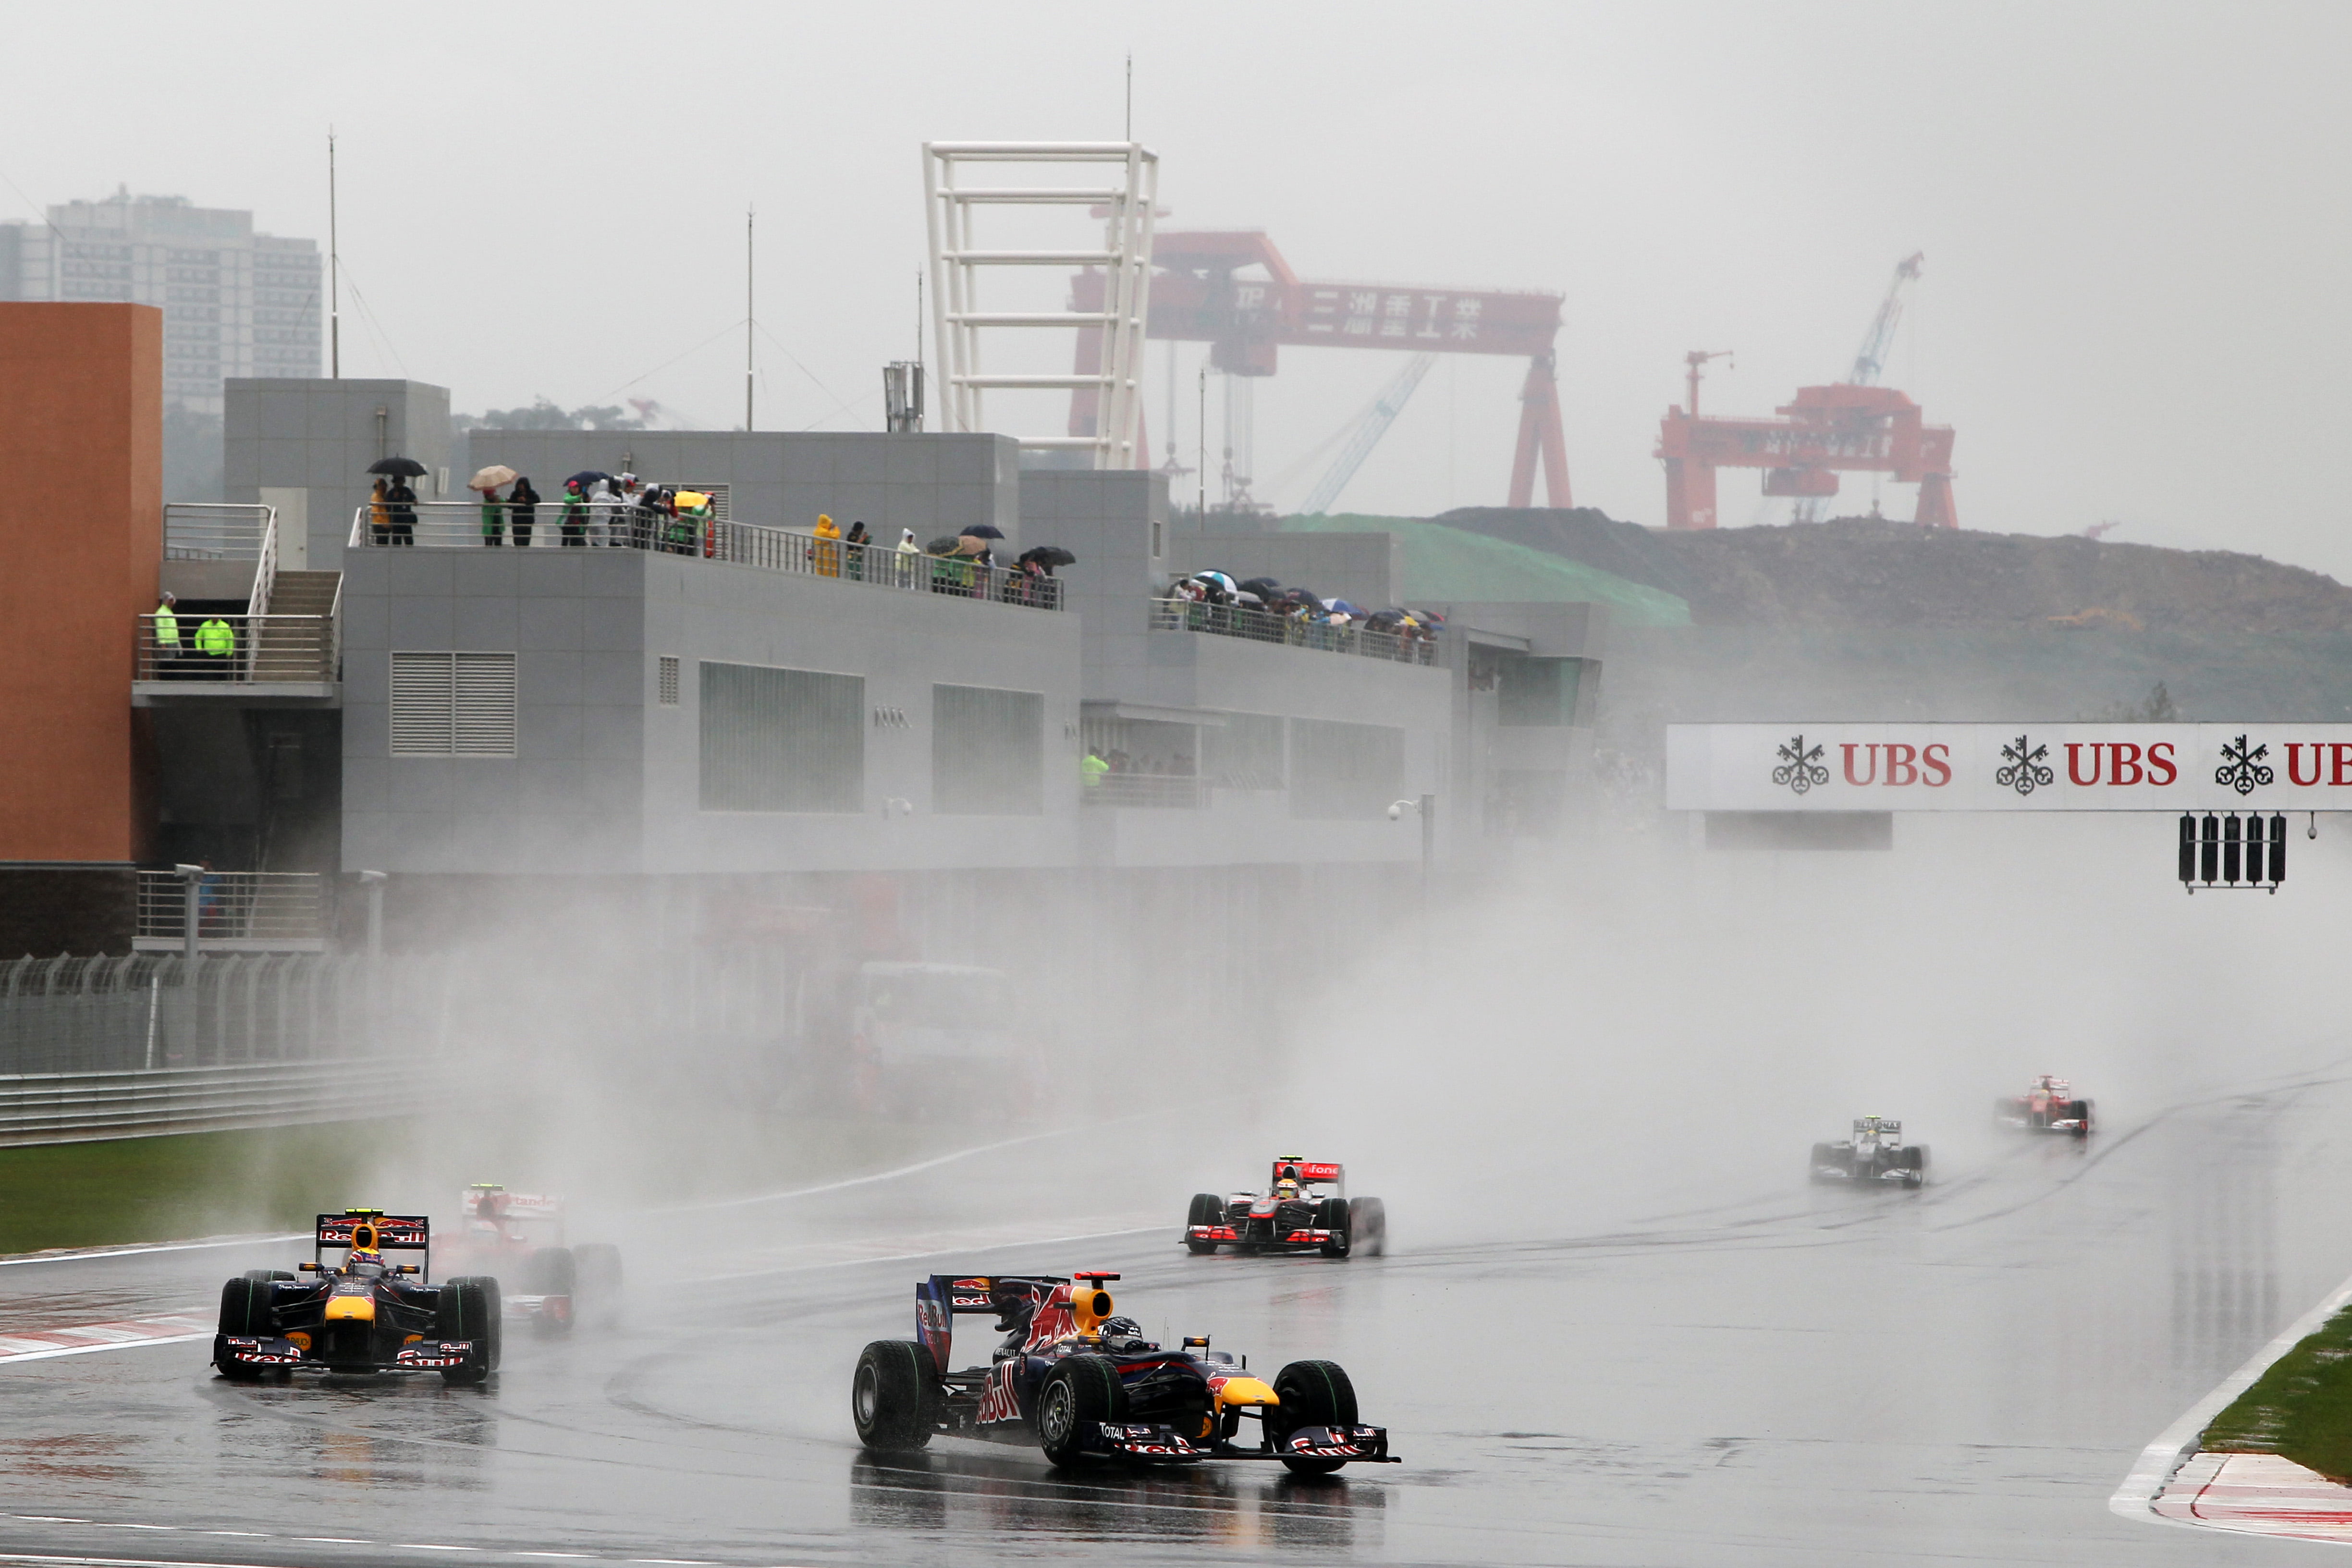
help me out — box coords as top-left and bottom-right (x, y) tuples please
(1282, 513), (1691, 627)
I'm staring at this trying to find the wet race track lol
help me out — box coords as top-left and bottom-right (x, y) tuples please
(9, 1066), (2352, 1568)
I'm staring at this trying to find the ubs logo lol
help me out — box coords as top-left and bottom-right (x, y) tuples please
(1772, 735), (1829, 796)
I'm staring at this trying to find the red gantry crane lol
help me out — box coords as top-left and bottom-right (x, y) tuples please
(1068, 231), (1573, 509)
(1655, 253), (1956, 530)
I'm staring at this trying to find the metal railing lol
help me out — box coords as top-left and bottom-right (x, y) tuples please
(347, 502), (1065, 611)
(164, 502), (274, 562)
(1081, 773), (1205, 808)
(136, 614), (338, 685)
(136, 872), (325, 948)
(0, 1060), (431, 1147)
(1150, 598), (1441, 665)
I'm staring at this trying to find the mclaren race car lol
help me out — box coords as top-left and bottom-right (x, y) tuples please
(852, 1270), (1396, 1472)
(1810, 1117), (1928, 1188)
(212, 1210), (501, 1384)
(1183, 1157), (1387, 1257)
(438, 1184), (623, 1334)
(1996, 1075), (2095, 1138)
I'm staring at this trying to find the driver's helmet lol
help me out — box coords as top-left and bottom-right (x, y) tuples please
(1274, 1178), (1302, 1202)
(1098, 1315), (1151, 1353)
(346, 1248), (386, 1278)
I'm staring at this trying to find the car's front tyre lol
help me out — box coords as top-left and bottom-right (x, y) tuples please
(1272, 1359), (1359, 1474)
(1036, 1354), (1128, 1469)
(1184, 1193), (1223, 1254)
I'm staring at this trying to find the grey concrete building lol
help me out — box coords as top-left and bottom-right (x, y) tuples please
(0, 191), (320, 414)
(223, 379), (455, 571)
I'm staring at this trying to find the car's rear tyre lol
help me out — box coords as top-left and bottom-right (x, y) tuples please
(1348, 1197), (1387, 1257)
(1185, 1193), (1222, 1254)
(1273, 1359), (1360, 1474)
(437, 1276), (501, 1383)
(1036, 1353), (1129, 1469)
(852, 1339), (939, 1452)
(523, 1246), (577, 1298)
(1316, 1197), (1352, 1258)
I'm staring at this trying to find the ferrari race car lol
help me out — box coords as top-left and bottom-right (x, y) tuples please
(437, 1184), (622, 1334)
(1184, 1157), (1387, 1258)
(852, 1270), (1397, 1473)
(1996, 1075), (2095, 1138)
(212, 1210), (501, 1384)
(1810, 1117), (1928, 1188)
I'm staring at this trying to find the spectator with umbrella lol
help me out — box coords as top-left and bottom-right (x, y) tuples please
(368, 458), (424, 548)
(470, 464), (517, 547)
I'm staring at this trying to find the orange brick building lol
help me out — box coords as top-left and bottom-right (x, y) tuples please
(0, 304), (161, 952)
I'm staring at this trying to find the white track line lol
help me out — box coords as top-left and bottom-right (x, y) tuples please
(649, 1115), (1151, 1214)
(0, 1235), (306, 1269)
(0, 1315), (212, 1366)
(2110, 1264), (2352, 1530)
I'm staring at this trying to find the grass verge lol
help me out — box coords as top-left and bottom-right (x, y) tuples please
(2203, 1303), (2352, 1482)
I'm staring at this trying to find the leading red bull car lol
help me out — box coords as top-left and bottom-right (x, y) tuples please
(851, 1270), (1396, 1473)
(212, 1210), (500, 1385)
(1183, 1157), (1387, 1258)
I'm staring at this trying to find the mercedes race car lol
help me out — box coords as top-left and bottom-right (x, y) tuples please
(212, 1210), (501, 1384)
(1809, 1117), (1928, 1188)
(1184, 1157), (1387, 1258)
(852, 1270), (1396, 1473)
(1996, 1075), (2095, 1138)
(437, 1184), (622, 1335)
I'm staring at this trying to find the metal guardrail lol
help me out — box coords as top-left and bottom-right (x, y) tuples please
(1081, 774), (1205, 808)
(348, 502), (1065, 611)
(163, 502), (274, 562)
(0, 1059), (431, 1146)
(135, 872), (324, 947)
(135, 614), (337, 686)
(1150, 599), (1440, 665)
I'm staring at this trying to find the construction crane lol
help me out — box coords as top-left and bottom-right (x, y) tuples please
(1066, 231), (1570, 510)
(1792, 253), (1924, 522)
(1297, 354), (1436, 514)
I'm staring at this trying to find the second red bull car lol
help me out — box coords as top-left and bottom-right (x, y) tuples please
(852, 1270), (1396, 1472)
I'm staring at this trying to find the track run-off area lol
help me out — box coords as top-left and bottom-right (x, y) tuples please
(6, 1070), (2352, 1568)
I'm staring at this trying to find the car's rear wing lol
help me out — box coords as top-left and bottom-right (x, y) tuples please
(914, 1273), (1066, 1373)
(316, 1210), (429, 1262)
(460, 1187), (562, 1221)
(1270, 1157), (1345, 1195)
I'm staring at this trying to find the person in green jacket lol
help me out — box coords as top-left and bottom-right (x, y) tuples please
(152, 592), (181, 676)
(194, 615), (236, 679)
(478, 482), (506, 546)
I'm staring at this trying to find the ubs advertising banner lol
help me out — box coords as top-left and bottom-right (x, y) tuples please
(1666, 725), (2352, 812)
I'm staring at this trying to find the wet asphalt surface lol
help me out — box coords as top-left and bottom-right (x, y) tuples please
(6, 1074), (2352, 1568)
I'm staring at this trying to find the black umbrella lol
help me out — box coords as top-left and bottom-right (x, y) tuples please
(1018, 545), (1077, 568)
(565, 470), (613, 489)
(368, 455), (428, 478)
(961, 523), (1006, 540)
(1238, 576), (1282, 599)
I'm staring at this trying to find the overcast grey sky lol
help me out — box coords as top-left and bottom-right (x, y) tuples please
(13, 2), (2349, 574)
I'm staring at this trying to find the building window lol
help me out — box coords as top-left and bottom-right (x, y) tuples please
(1202, 711), (1286, 790)
(1496, 657), (1582, 727)
(658, 656), (680, 706)
(1289, 718), (1404, 820)
(699, 661), (862, 812)
(933, 685), (1044, 815)
(390, 652), (517, 757)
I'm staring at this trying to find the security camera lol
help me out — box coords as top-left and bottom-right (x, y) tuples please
(1387, 803), (1403, 821)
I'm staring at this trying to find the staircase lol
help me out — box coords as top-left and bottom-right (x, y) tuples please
(250, 570), (340, 682)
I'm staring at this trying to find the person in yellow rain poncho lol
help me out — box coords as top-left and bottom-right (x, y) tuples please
(811, 514), (843, 578)
(670, 491), (712, 556)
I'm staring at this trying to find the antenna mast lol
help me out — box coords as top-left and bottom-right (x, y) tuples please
(327, 130), (340, 379)
(745, 208), (755, 431)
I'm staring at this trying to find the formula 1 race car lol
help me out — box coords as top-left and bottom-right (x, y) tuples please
(852, 1270), (1397, 1473)
(436, 1184), (623, 1335)
(1183, 1157), (1387, 1258)
(212, 1210), (501, 1384)
(1809, 1117), (1928, 1188)
(1995, 1075), (2095, 1138)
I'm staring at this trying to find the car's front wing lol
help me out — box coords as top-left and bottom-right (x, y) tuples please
(217, 1334), (479, 1372)
(1184, 1225), (1335, 1250)
(1088, 1420), (1398, 1463)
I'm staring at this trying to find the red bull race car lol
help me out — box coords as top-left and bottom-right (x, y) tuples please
(212, 1210), (501, 1384)
(852, 1270), (1396, 1473)
(437, 1184), (623, 1335)
(1183, 1157), (1387, 1258)
(1996, 1075), (2095, 1138)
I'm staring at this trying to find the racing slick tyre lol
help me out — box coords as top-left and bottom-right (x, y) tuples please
(1315, 1198), (1352, 1258)
(436, 1277), (501, 1384)
(214, 1276), (271, 1380)
(852, 1339), (939, 1452)
(1348, 1197), (1387, 1257)
(1035, 1353), (1130, 1469)
(1272, 1359), (1360, 1475)
(1185, 1193), (1223, 1254)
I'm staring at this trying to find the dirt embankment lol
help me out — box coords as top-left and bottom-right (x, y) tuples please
(1433, 509), (2352, 636)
